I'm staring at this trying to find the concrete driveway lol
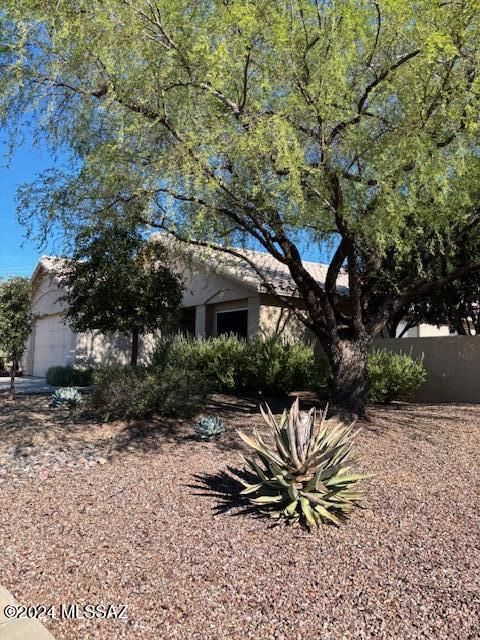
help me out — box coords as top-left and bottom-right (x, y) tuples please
(0, 376), (56, 395)
(0, 586), (54, 639)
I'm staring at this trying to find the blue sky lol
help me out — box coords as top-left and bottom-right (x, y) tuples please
(0, 134), (66, 278)
(1, 130), (335, 279)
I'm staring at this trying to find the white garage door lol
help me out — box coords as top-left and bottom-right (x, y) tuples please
(33, 316), (75, 377)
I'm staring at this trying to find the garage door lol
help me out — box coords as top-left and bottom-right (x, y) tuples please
(32, 316), (75, 377)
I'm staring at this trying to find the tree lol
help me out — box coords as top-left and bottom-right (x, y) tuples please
(3, 1), (480, 414)
(386, 232), (480, 336)
(0, 277), (33, 398)
(58, 222), (183, 366)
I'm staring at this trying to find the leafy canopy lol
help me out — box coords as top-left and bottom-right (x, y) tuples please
(396, 230), (480, 335)
(0, 277), (33, 365)
(2, 0), (479, 267)
(58, 222), (183, 341)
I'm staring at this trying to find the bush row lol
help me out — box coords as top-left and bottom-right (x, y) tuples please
(46, 337), (427, 420)
(90, 364), (210, 421)
(46, 365), (94, 387)
(151, 335), (322, 396)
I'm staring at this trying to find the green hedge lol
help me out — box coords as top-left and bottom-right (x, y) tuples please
(366, 350), (426, 404)
(45, 365), (94, 387)
(91, 363), (211, 421)
(88, 339), (427, 421)
(151, 335), (323, 397)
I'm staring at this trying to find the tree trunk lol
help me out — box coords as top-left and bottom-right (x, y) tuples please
(9, 361), (16, 400)
(131, 330), (139, 367)
(452, 318), (467, 335)
(325, 338), (370, 418)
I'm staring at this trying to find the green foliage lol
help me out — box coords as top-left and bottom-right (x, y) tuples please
(0, 277), (32, 368)
(46, 365), (93, 387)
(57, 221), (183, 365)
(394, 231), (480, 336)
(91, 364), (210, 421)
(366, 350), (427, 404)
(239, 399), (365, 528)
(91, 367), (154, 421)
(151, 335), (322, 397)
(195, 415), (225, 441)
(237, 336), (321, 396)
(3, 1), (480, 412)
(152, 334), (245, 390)
(50, 387), (83, 410)
(4, 1), (480, 263)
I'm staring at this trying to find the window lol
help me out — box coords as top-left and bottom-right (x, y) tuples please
(178, 307), (196, 336)
(216, 309), (248, 339)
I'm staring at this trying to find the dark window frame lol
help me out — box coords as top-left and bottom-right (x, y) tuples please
(215, 308), (249, 339)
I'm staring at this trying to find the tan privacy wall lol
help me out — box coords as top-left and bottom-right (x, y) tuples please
(373, 336), (480, 403)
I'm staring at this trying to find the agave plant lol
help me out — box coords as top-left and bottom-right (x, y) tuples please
(195, 415), (225, 440)
(50, 387), (83, 413)
(238, 398), (365, 527)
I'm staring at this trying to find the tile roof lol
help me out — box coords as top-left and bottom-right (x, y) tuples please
(35, 240), (350, 297)
(158, 237), (349, 297)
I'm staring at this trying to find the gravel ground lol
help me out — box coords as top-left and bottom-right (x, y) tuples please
(0, 395), (479, 640)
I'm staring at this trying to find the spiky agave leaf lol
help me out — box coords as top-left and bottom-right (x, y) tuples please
(195, 415), (225, 440)
(238, 398), (366, 528)
(50, 387), (83, 409)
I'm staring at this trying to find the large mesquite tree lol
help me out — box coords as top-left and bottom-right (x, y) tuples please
(2, 1), (480, 413)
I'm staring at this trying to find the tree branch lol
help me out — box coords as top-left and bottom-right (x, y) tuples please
(328, 48), (421, 142)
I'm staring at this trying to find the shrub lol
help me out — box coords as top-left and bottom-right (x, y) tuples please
(150, 335), (323, 397)
(195, 415), (225, 440)
(46, 365), (93, 387)
(50, 387), (83, 416)
(151, 334), (244, 391)
(91, 364), (210, 421)
(237, 337), (319, 395)
(91, 366), (149, 420)
(239, 398), (365, 528)
(366, 350), (426, 404)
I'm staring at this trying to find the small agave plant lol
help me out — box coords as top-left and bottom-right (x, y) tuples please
(195, 415), (225, 440)
(238, 398), (365, 528)
(50, 387), (83, 416)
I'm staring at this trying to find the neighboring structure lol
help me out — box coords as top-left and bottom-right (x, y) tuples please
(393, 321), (451, 338)
(24, 245), (349, 376)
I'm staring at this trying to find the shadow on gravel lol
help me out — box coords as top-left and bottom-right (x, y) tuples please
(187, 468), (261, 519)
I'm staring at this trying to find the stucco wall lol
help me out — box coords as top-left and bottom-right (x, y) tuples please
(180, 260), (255, 306)
(75, 331), (157, 368)
(373, 336), (480, 403)
(27, 268), (159, 373)
(258, 294), (308, 341)
(417, 323), (451, 337)
(31, 272), (68, 316)
(25, 272), (73, 375)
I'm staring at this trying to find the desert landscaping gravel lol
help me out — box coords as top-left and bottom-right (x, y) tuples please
(0, 395), (479, 639)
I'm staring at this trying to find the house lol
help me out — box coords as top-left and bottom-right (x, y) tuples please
(23, 243), (350, 376)
(23, 240), (450, 377)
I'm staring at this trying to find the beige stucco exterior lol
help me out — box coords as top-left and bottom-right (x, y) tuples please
(25, 254), (316, 375)
(25, 265), (155, 375)
(395, 321), (451, 338)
